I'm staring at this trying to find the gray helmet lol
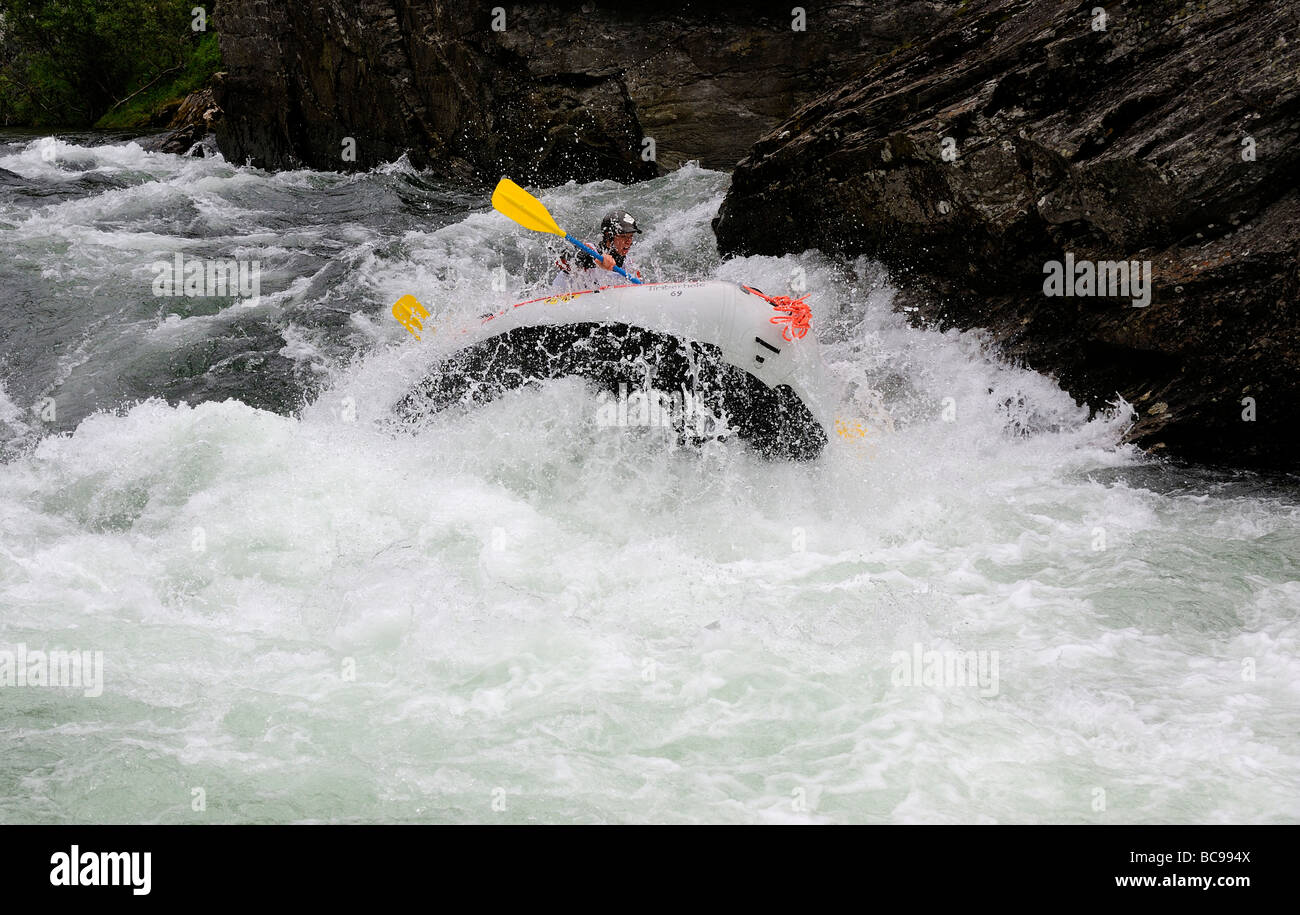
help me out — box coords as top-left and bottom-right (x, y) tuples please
(601, 209), (642, 239)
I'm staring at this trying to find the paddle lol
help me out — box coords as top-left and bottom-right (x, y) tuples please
(491, 178), (643, 284)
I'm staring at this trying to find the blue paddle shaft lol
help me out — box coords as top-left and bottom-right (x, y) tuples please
(564, 233), (643, 284)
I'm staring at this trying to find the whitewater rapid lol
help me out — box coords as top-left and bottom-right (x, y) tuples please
(0, 136), (1297, 823)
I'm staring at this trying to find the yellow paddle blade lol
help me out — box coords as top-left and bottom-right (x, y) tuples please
(491, 178), (564, 236)
(391, 294), (430, 341)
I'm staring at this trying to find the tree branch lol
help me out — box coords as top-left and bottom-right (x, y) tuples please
(105, 64), (182, 113)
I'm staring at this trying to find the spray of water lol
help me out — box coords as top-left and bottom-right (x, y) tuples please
(1, 138), (1296, 823)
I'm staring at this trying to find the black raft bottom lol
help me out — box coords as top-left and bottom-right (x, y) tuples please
(393, 322), (827, 461)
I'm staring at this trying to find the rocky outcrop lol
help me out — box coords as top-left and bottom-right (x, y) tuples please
(715, 0), (1300, 470)
(212, 0), (959, 181)
(141, 86), (224, 156)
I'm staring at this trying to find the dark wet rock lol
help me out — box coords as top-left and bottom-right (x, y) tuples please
(715, 0), (1300, 471)
(140, 87), (224, 156)
(212, 0), (958, 181)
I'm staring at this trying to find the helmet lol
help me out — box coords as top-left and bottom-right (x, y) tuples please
(600, 209), (642, 239)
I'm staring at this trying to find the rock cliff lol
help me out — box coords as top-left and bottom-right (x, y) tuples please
(213, 1), (957, 181)
(715, 0), (1300, 469)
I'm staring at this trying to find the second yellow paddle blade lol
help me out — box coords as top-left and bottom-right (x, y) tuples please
(491, 178), (564, 236)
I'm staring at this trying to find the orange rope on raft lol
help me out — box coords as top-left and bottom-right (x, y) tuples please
(766, 294), (812, 341)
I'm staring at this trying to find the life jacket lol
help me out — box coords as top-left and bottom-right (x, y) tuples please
(555, 241), (626, 275)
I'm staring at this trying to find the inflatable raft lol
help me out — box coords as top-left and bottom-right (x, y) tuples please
(394, 280), (834, 460)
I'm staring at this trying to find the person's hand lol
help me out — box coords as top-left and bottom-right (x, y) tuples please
(600, 253), (616, 271)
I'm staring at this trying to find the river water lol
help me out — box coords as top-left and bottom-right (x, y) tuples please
(1, 134), (1297, 823)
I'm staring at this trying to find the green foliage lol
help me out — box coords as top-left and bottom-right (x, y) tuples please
(95, 32), (220, 128)
(0, 0), (222, 128)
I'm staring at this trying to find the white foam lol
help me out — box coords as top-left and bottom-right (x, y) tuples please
(2, 140), (1297, 824)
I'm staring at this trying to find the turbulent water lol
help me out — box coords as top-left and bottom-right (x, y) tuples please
(1, 134), (1297, 824)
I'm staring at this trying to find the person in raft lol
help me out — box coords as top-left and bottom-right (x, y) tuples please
(551, 209), (643, 292)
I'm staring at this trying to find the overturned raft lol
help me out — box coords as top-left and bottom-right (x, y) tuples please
(394, 280), (833, 460)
